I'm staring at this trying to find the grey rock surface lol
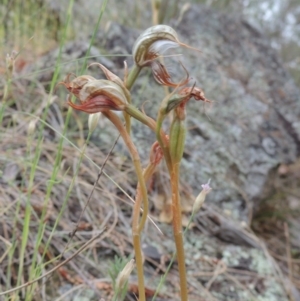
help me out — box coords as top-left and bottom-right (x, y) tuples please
(93, 5), (300, 222)
(30, 1), (300, 226)
(171, 5), (300, 221)
(25, 4), (300, 300)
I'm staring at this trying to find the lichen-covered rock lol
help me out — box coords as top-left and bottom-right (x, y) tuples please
(147, 218), (290, 301)
(94, 5), (300, 222)
(29, 0), (300, 227)
(170, 5), (300, 222)
(24, 4), (300, 300)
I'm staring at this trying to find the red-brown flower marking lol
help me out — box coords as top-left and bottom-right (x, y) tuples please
(133, 25), (200, 67)
(178, 86), (211, 103)
(57, 74), (96, 98)
(149, 141), (165, 165)
(60, 75), (128, 114)
(163, 85), (212, 115)
(173, 86), (212, 119)
(132, 25), (201, 88)
(67, 94), (122, 113)
(149, 60), (189, 87)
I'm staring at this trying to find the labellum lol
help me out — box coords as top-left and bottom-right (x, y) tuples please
(68, 94), (123, 114)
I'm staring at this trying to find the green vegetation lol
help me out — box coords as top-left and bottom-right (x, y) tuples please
(0, 1), (299, 301)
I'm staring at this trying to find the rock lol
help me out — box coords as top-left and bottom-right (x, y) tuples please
(92, 6), (300, 223)
(28, 0), (299, 224)
(71, 6), (300, 223)
(24, 4), (300, 300)
(170, 5), (300, 222)
(147, 218), (291, 301)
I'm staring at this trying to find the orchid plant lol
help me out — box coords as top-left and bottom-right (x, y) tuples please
(60, 25), (211, 301)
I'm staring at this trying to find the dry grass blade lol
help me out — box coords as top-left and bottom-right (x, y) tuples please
(0, 229), (106, 296)
(61, 134), (121, 257)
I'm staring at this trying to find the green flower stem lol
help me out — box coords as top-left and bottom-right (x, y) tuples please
(156, 109), (172, 171)
(125, 103), (172, 170)
(169, 113), (188, 301)
(123, 64), (141, 135)
(123, 111), (132, 134)
(154, 89), (184, 171)
(135, 160), (161, 268)
(171, 162), (188, 301)
(126, 64), (142, 90)
(152, 210), (196, 301)
(112, 288), (120, 301)
(137, 157), (159, 233)
(156, 108), (188, 301)
(103, 110), (147, 301)
(125, 104), (156, 129)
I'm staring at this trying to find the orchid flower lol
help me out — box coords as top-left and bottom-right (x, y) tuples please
(132, 25), (194, 87)
(60, 75), (128, 113)
(88, 63), (131, 102)
(162, 85), (212, 114)
(58, 74), (96, 98)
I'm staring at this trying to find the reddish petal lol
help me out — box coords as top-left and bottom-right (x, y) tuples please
(179, 87), (212, 103)
(151, 61), (189, 87)
(68, 95), (122, 114)
(150, 141), (164, 165)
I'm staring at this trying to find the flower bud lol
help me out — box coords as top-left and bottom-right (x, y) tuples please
(193, 180), (212, 213)
(6, 51), (17, 79)
(169, 115), (186, 165)
(149, 141), (164, 165)
(115, 259), (135, 290)
(88, 112), (101, 133)
(27, 119), (37, 136)
(162, 93), (189, 114)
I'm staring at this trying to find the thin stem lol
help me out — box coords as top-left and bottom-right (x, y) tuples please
(123, 111), (131, 134)
(137, 157), (159, 233)
(171, 162), (188, 301)
(154, 88), (183, 171)
(132, 159), (148, 233)
(103, 110), (147, 301)
(152, 209), (196, 301)
(124, 63), (141, 137)
(132, 233), (145, 298)
(156, 106), (189, 300)
(156, 109), (172, 171)
(104, 111), (148, 231)
(126, 64), (142, 90)
(125, 103), (171, 168)
(151, 0), (159, 25)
